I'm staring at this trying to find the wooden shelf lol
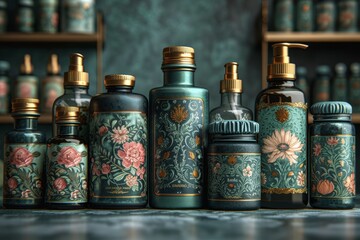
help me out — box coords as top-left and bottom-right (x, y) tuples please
(308, 113), (360, 124)
(0, 114), (52, 124)
(0, 33), (99, 43)
(264, 32), (360, 43)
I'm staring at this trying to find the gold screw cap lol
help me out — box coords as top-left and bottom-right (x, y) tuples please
(56, 106), (80, 123)
(104, 74), (135, 87)
(20, 54), (33, 74)
(220, 62), (242, 93)
(64, 53), (89, 86)
(47, 54), (60, 75)
(268, 43), (308, 80)
(162, 46), (195, 65)
(12, 98), (39, 116)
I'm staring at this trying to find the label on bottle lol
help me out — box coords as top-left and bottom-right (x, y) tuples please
(15, 76), (38, 99)
(153, 98), (205, 196)
(208, 153), (260, 201)
(41, 77), (64, 113)
(46, 142), (88, 203)
(311, 135), (355, 199)
(89, 111), (147, 200)
(4, 143), (46, 201)
(257, 102), (307, 194)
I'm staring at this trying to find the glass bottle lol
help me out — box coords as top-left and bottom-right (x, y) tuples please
(316, 0), (336, 32)
(46, 106), (88, 209)
(296, 0), (314, 32)
(207, 120), (260, 210)
(0, 0), (7, 32)
(338, 0), (358, 32)
(41, 54), (64, 114)
(52, 53), (91, 142)
(209, 62), (252, 123)
(3, 98), (46, 208)
(15, 54), (38, 99)
(349, 63), (360, 113)
(149, 46), (209, 209)
(39, 0), (59, 33)
(312, 65), (331, 104)
(296, 66), (309, 102)
(332, 63), (348, 101)
(255, 43), (308, 209)
(310, 101), (355, 209)
(274, 0), (294, 32)
(17, 0), (34, 33)
(0, 60), (10, 114)
(89, 74), (148, 208)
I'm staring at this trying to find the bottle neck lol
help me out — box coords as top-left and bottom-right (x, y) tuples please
(106, 86), (133, 93)
(213, 134), (257, 142)
(64, 86), (89, 94)
(14, 118), (38, 130)
(221, 92), (242, 106)
(267, 79), (295, 87)
(57, 124), (79, 136)
(163, 69), (194, 86)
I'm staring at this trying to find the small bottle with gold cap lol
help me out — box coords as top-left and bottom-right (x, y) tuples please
(3, 98), (47, 208)
(255, 43), (308, 209)
(209, 62), (252, 124)
(41, 54), (64, 114)
(46, 106), (88, 209)
(52, 53), (91, 142)
(149, 46), (209, 209)
(89, 74), (148, 208)
(14, 54), (38, 99)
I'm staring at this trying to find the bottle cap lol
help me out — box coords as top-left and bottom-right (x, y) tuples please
(310, 101), (352, 115)
(56, 106), (80, 123)
(19, 0), (34, 6)
(350, 63), (360, 75)
(316, 65), (331, 76)
(104, 74), (135, 87)
(47, 54), (61, 75)
(0, 61), (10, 72)
(335, 63), (347, 76)
(296, 66), (307, 76)
(209, 120), (259, 135)
(11, 98), (40, 117)
(220, 62), (242, 93)
(64, 53), (89, 86)
(20, 54), (33, 74)
(162, 46), (195, 65)
(268, 43), (308, 80)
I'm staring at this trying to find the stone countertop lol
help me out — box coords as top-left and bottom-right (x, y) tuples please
(0, 207), (359, 240)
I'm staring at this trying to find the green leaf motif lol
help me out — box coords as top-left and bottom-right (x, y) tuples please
(81, 151), (87, 157)
(51, 151), (57, 157)
(33, 152), (41, 157)
(114, 173), (127, 182)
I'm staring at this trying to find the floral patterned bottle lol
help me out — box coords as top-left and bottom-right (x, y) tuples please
(46, 106), (88, 209)
(207, 120), (260, 210)
(209, 62), (252, 123)
(332, 63), (348, 102)
(52, 53), (91, 142)
(15, 54), (38, 99)
(3, 98), (46, 208)
(89, 74), (148, 208)
(310, 101), (355, 209)
(255, 43), (308, 209)
(149, 46), (209, 209)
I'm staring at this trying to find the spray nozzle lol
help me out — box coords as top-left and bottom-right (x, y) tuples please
(64, 53), (89, 86)
(220, 62), (242, 93)
(20, 54), (33, 74)
(47, 54), (60, 75)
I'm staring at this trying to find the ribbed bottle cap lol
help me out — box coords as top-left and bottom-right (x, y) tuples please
(209, 120), (259, 135)
(12, 98), (40, 117)
(162, 46), (195, 65)
(310, 101), (352, 115)
(220, 62), (242, 93)
(104, 74), (135, 87)
(64, 53), (89, 86)
(56, 106), (80, 123)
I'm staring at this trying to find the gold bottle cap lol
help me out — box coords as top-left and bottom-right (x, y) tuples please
(12, 98), (40, 116)
(47, 54), (61, 75)
(162, 46), (195, 65)
(56, 106), (80, 123)
(220, 62), (242, 93)
(20, 54), (33, 74)
(268, 43), (308, 80)
(64, 53), (89, 86)
(104, 74), (135, 87)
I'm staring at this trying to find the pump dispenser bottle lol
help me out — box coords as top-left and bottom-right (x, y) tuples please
(15, 54), (38, 99)
(255, 43), (308, 209)
(209, 62), (252, 123)
(52, 53), (91, 142)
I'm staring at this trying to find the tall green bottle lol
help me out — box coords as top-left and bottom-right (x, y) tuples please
(256, 43), (308, 209)
(149, 46), (209, 209)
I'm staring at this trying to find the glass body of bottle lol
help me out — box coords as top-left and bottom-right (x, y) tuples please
(3, 98), (46, 208)
(149, 46), (209, 209)
(89, 74), (148, 208)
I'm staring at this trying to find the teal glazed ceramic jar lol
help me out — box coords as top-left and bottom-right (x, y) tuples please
(149, 46), (209, 209)
(39, 0), (59, 33)
(3, 99), (46, 209)
(296, 0), (314, 32)
(17, 0), (34, 32)
(274, 0), (294, 32)
(207, 120), (261, 210)
(89, 74), (148, 209)
(310, 101), (355, 209)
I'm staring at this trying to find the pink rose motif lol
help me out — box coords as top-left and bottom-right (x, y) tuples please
(99, 126), (108, 136)
(21, 189), (32, 198)
(10, 147), (33, 168)
(70, 190), (80, 200)
(136, 167), (146, 180)
(101, 163), (111, 175)
(0, 81), (8, 96)
(53, 177), (67, 191)
(57, 146), (82, 168)
(8, 177), (18, 190)
(92, 164), (100, 176)
(118, 142), (145, 169)
(111, 126), (129, 144)
(125, 175), (138, 187)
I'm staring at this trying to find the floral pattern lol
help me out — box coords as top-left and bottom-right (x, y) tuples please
(208, 153), (260, 201)
(46, 143), (88, 203)
(311, 135), (355, 199)
(4, 144), (46, 201)
(89, 112), (147, 200)
(153, 99), (205, 195)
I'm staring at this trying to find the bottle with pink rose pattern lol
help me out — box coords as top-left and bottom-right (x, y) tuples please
(3, 98), (46, 209)
(46, 106), (88, 209)
(89, 74), (148, 208)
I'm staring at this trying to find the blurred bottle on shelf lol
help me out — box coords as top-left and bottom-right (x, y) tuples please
(296, 66), (309, 102)
(312, 65), (331, 104)
(349, 63), (360, 113)
(296, 0), (314, 32)
(62, 0), (95, 33)
(0, 60), (9, 114)
(338, 0), (358, 32)
(316, 0), (336, 32)
(332, 63), (348, 101)
(16, 0), (34, 33)
(14, 54), (38, 99)
(274, 0), (294, 32)
(0, 0), (7, 32)
(39, 0), (59, 33)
